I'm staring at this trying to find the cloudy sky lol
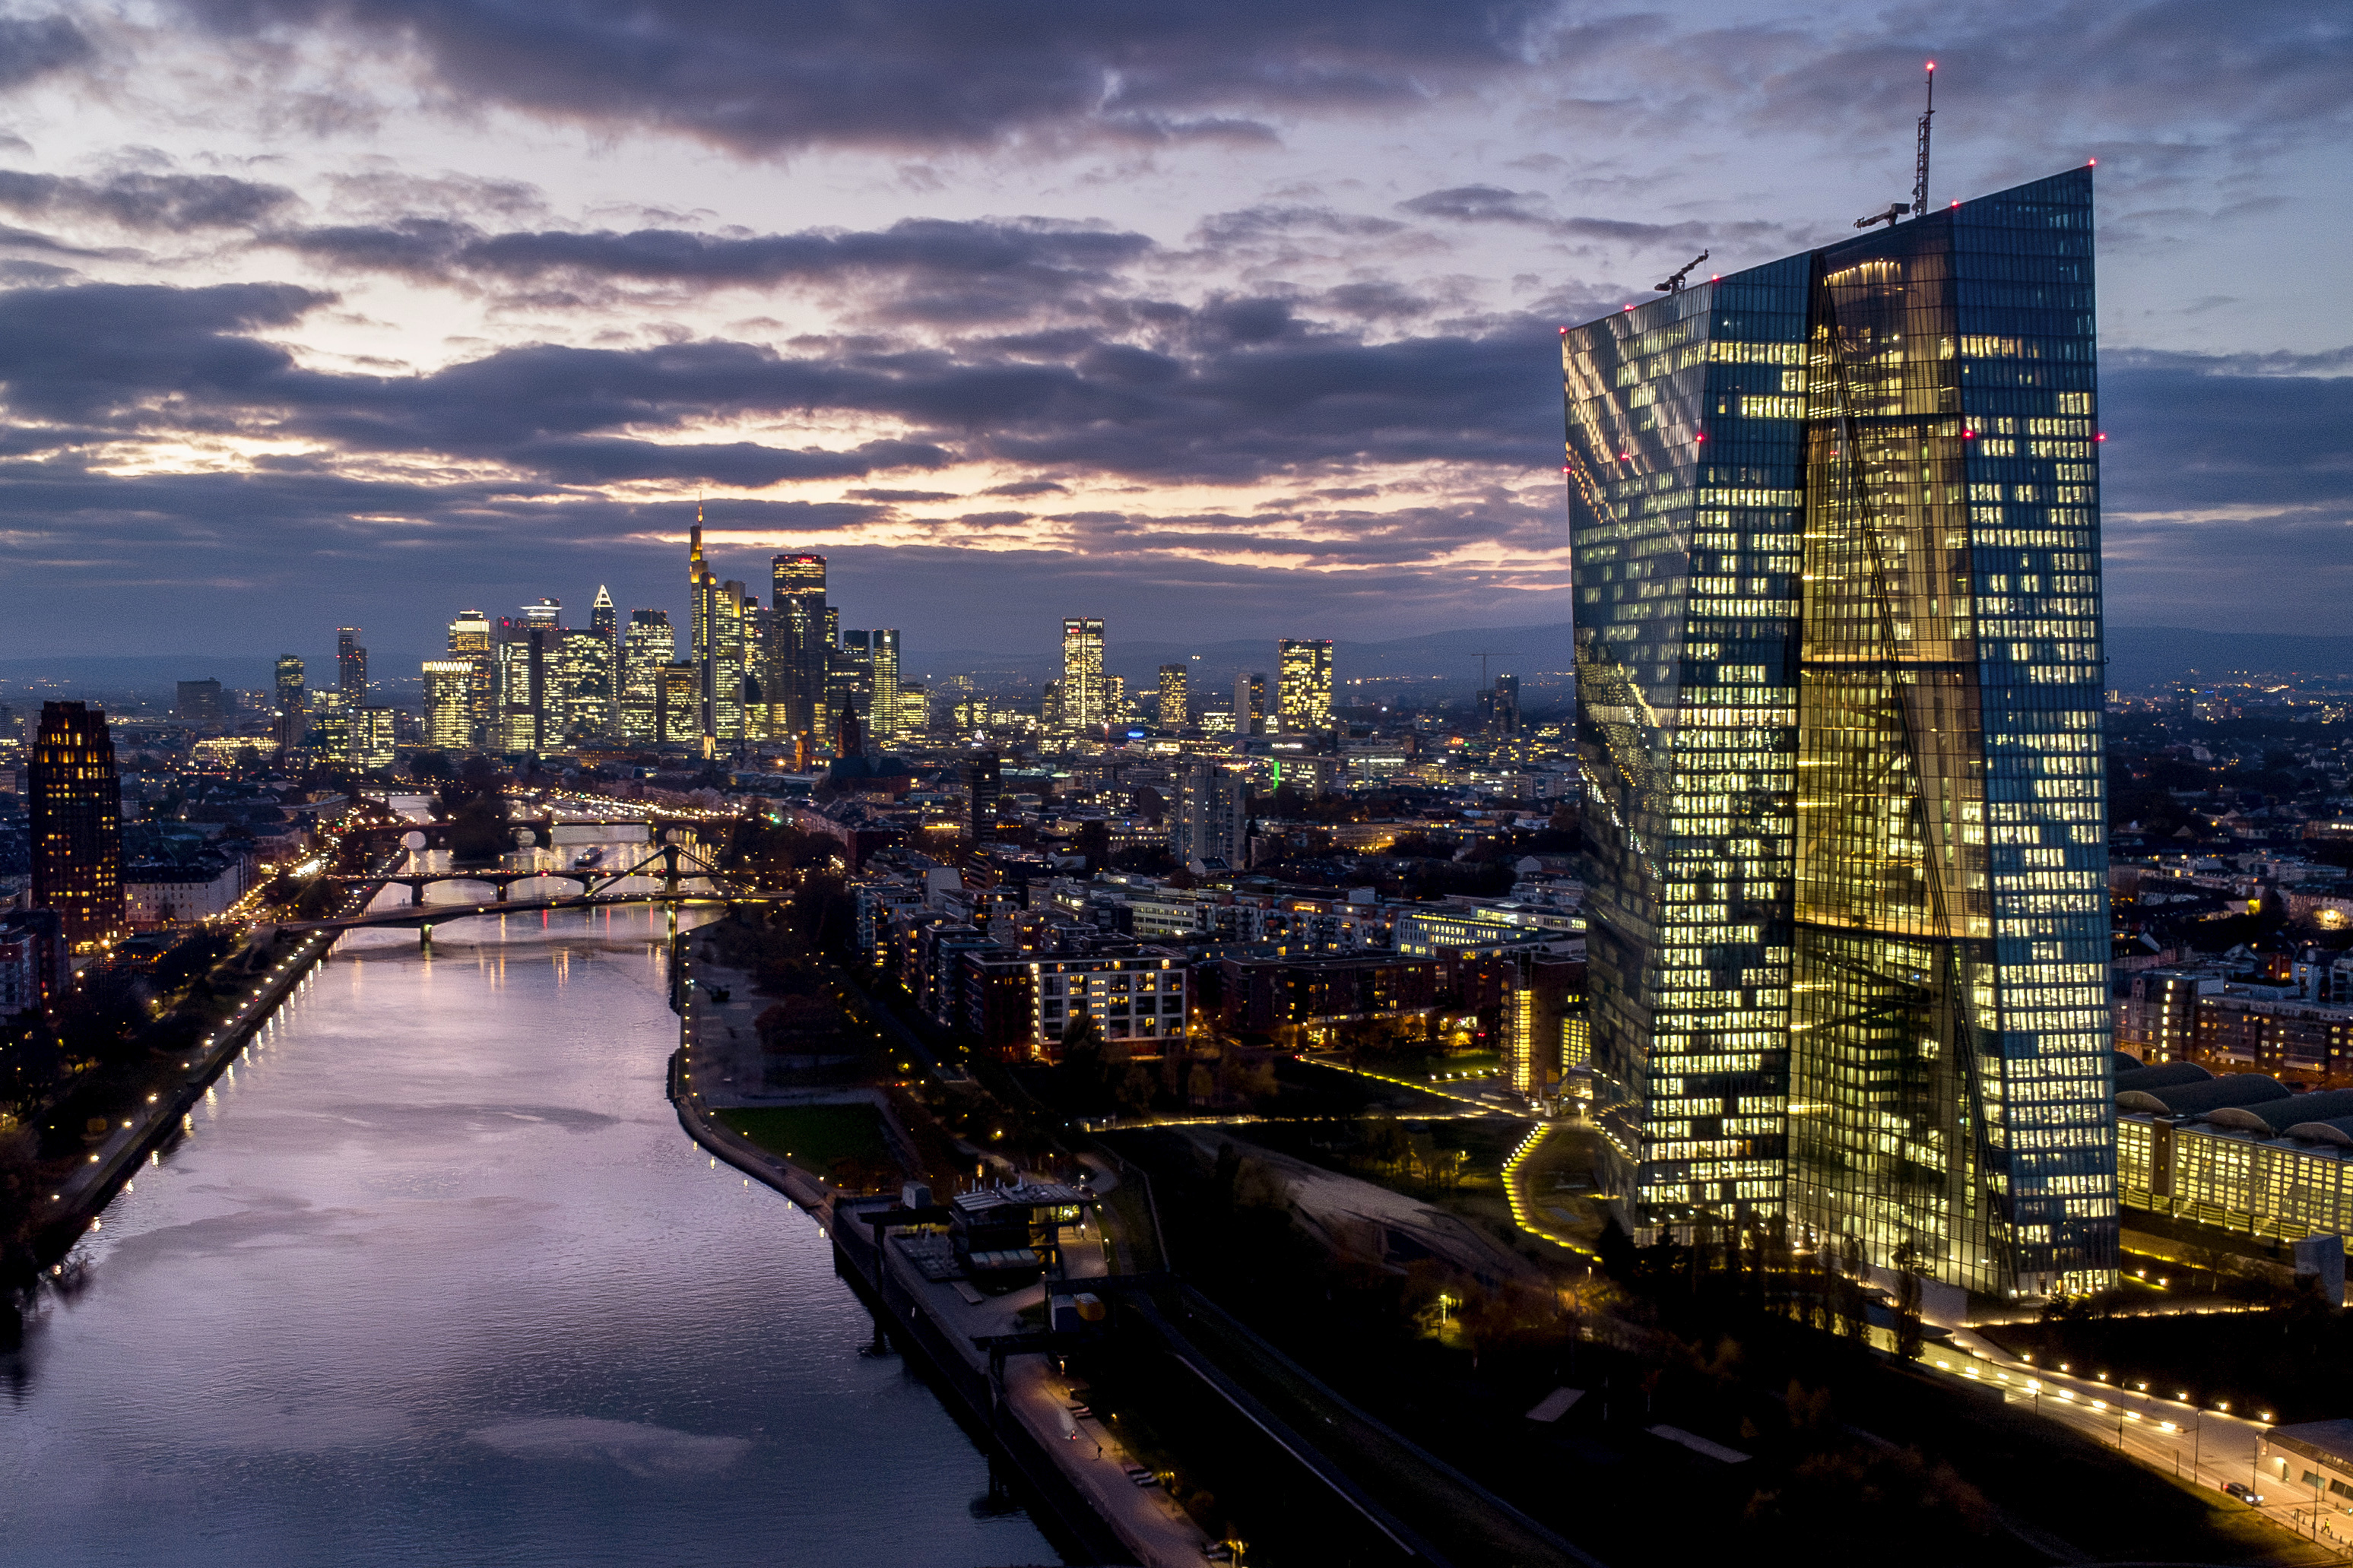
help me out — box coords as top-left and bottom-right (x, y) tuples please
(0, 0), (2344, 669)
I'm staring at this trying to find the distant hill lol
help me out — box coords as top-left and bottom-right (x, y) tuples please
(905, 622), (1575, 704)
(2105, 629), (2353, 692)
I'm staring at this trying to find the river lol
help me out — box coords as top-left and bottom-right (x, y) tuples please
(0, 895), (1057, 1568)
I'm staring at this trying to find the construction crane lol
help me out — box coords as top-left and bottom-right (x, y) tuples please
(1654, 250), (1709, 293)
(1854, 64), (1938, 229)
(1466, 650), (1520, 689)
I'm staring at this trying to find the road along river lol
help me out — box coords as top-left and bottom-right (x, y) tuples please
(0, 897), (1055, 1568)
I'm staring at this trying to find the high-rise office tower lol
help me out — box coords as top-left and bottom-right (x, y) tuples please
(275, 658), (308, 752)
(689, 518), (747, 750)
(421, 660), (474, 750)
(1157, 664), (1188, 730)
(336, 627), (367, 704)
(829, 631), (873, 749)
(590, 584), (618, 729)
(870, 630), (901, 741)
(308, 689), (350, 762)
(274, 654), (306, 750)
(30, 701), (124, 952)
(743, 598), (774, 740)
(1171, 761), (1248, 871)
(1234, 672), (1267, 736)
(657, 662), (699, 746)
(772, 553), (827, 743)
(1486, 673), (1522, 736)
(1562, 166), (2112, 1298)
(619, 610), (674, 743)
(559, 626), (615, 742)
(353, 707), (397, 771)
(1061, 618), (1105, 731)
(448, 610), (493, 746)
(496, 600), (561, 755)
(1277, 639), (1333, 733)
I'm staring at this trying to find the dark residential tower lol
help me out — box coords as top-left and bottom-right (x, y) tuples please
(30, 701), (125, 952)
(337, 627), (367, 705)
(1563, 167), (2113, 1299)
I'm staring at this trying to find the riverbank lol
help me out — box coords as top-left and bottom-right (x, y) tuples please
(30, 923), (343, 1267)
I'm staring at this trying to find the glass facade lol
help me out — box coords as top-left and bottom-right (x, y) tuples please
(1564, 166), (2115, 1297)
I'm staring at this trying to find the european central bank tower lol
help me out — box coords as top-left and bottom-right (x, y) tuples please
(1562, 167), (2114, 1300)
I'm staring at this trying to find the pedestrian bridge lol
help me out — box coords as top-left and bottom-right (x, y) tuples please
(301, 839), (759, 942)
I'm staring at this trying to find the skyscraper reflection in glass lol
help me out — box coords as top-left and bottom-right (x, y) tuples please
(1563, 167), (2114, 1298)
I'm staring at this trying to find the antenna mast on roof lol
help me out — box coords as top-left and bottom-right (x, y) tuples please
(1911, 62), (1936, 217)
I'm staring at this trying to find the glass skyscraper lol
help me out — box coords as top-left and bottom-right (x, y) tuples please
(1563, 166), (2114, 1298)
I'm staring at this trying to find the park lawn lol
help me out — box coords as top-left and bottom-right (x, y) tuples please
(717, 1104), (896, 1179)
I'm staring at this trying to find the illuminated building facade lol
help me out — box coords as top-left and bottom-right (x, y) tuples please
(447, 610), (493, 747)
(657, 663), (699, 746)
(30, 701), (125, 951)
(1563, 166), (2114, 1297)
(496, 600), (561, 755)
(619, 610), (674, 743)
(1061, 618), (1105, 731)
(689, 521), (747, 749)
(1277, 638), (1333, 733)
(421, 660), (474, 750)
(559, 627), (614, 742)
(590, 584), (617, 723)
(1158, 664), (1188, 730)
(353, 707), (397, 771)
(771, 553), (828, 744)
(871, 629), (901, 740)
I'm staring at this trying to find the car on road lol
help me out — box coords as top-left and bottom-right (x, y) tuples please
(2224, 1481), (2266, 1504)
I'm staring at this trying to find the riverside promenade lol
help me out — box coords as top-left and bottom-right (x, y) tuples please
(36, 924), (343, 1261)
(665, 939), (1206, 1567)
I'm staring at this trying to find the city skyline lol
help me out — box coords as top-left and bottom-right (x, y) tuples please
(0, 6), (2336, 658)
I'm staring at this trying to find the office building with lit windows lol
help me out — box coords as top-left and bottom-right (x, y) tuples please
(1562, 166), (2114, 1298)
(448, 610), (493, 746)
(619, 610), (674, 743)
(1278, 638), (1333, 733)
(30, 701), (125, 952)
(771, 553), (827, 743)
(1061, 619), (1105, 731)
(1157, 664), (1188, 730)
(422, 660), (474, 750)
(871, 629), (902, 740)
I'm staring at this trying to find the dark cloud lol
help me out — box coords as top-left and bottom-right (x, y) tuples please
(0, 168), (298, 230)
(165, 0), (1565, 154)
(0, 13), (90, 90)
(0, 281), (330, 421)
(0, 279), (1561, 487)
(1192, 204), (1408, 246)
(280, 214), (1149, 290)
(2100, 359), (2353, 516)
(1397, 185), (1778, 252)
(981, 479), (1069, 498)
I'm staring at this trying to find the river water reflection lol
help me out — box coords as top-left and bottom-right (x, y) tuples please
(0, 902), (1054, 1567)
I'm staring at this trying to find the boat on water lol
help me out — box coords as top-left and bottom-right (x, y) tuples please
(572, 847), (607, 870)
